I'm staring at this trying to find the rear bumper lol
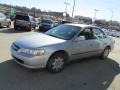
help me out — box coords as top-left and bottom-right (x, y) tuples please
(14, 25), (29, 28)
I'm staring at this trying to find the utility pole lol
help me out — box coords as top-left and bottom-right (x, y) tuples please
(110, 10), (114, 29)
(72, 0), (76, 19)
(110, 10), (114, 21)
(64, 2), (70, 13)
(92, 9), (99, 25)
(64, 2), (70, 20)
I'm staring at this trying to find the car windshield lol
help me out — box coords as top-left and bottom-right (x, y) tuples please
(45, 25), (81, 40)
(41, 20), (52, 24)
(0, 13), (6, 19)
(15, 15), (29, 21)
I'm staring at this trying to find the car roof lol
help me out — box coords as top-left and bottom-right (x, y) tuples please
(65, 23), (98, 28)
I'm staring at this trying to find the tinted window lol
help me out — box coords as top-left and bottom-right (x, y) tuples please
(41, 20), (52, 24)
(93, 28), (106, 39)
(15, 15), (29, 21)
(45, 25), (81, 40)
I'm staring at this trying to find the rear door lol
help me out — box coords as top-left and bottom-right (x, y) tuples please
(92, 27), (107, 51)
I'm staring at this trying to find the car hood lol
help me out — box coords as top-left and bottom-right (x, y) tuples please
(0, 18), (5, 21)
(14, 33), (66, 49)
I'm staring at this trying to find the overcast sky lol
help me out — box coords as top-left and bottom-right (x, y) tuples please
(0, 0), (120, 21)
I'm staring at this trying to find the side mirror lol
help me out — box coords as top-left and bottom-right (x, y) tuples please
(75, 36), (85, 41)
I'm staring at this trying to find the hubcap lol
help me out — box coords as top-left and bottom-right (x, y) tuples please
(52, 57), (64, 70)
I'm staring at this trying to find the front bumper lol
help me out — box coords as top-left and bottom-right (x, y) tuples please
(11, 48), (50, 69)
(39, 25), (52, 30)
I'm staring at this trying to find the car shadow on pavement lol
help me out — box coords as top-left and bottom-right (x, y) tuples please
(0, 58), (119, 90)
(0, 28), (30, 34)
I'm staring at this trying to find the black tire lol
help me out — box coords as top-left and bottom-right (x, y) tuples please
(46, 53), (66, 73)
(39, 26), (41, 31)
(0, 23), (1, 28)
(7, 23), (10, 28)
(14, 26), (18, 30)
(27, 27), (32, 31)
(33, 26), (36, 30)
(100, 47), (110, 60)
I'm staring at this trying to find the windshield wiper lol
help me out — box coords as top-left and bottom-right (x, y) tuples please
(46, 33), (66, 40)
(46, 34), (58, 38)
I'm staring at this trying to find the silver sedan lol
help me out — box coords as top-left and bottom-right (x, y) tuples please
(0, 13), (10, 28)
(11, 24), (115, 73)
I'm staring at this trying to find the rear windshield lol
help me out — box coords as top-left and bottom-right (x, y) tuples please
(15, 15), (29, 21)
(41, 20), (52, 24)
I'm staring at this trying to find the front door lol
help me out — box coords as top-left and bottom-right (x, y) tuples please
(71, 27), (102, 60)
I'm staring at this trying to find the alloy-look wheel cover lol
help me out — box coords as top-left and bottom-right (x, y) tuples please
(52, 57), (64, 70)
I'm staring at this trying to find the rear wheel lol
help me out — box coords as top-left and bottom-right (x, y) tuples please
(27, 26), (32, 31)
(46, 53), (66, 73)
(100, 47), (110, 60)
(0, 23), (1, 27)
(33, 26), (36, 30)
(7, 22), (10, 28)
(14, 25), (18, 30)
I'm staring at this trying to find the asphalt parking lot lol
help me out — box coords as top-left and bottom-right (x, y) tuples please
(0, 27), (120, 90)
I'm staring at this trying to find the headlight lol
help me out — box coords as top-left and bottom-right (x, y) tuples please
(18, 48), (45, 56)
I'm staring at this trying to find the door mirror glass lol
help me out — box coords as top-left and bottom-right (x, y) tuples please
(75, 36), (85, 41)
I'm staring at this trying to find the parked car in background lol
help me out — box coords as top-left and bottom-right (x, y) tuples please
(35, 18), (41, 26)
(11, 24), (114, 73)
(54, 21), (59, 27)
(39, 19), (54, 31)
(14, 14), (36, 31)
(60, 20), (72, 24)
(102, 29), (111, 36)
(111, 31), (120, 38)
(0, 12), (11, 28)
(102, 29), (118, 37)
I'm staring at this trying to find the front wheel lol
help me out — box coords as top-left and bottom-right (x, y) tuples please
(46, 53), (66, 73)
(100, 47), (110, 60)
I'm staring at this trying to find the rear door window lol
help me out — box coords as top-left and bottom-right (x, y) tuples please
(92, 28), (107, 39)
